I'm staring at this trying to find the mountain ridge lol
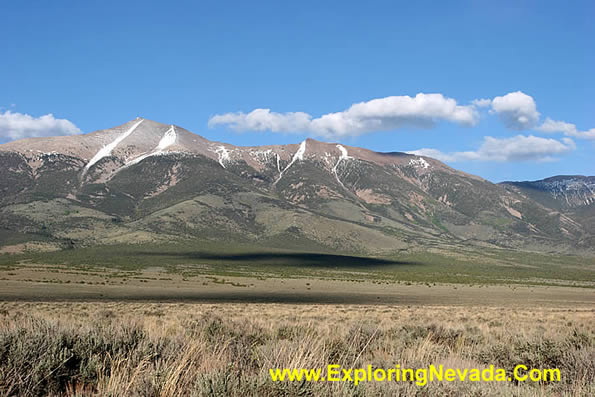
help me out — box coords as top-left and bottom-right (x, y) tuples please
(1, 117), (593, 255)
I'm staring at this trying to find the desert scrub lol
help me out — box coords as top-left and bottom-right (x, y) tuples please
(0, 316), (163, 395)
(0, 302), (592, 396)
(475, 329), (594, 387)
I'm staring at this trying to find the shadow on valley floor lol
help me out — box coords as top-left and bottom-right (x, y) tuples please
(133, 251), (421, 268)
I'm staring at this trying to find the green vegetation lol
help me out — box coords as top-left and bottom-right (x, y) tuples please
(1, 242), (593, 287)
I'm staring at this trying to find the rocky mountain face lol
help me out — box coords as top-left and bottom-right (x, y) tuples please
(0, 118), (593, 254)
(501, 176), (595, 247)
(502, 176), (595, 208)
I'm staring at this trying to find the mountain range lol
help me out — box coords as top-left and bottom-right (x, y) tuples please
(1, 117), (593, 255)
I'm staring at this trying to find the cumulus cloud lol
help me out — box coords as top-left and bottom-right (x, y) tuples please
(209, 93), (479, 138)
(0, 111), (80, 141)
(490, 91), (540, 130)
(408, 135), (575, 163)
(536, 118), (595, 140)
(209, 90), (593, 147)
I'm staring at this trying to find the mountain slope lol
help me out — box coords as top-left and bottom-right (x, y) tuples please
(501, 176), (595, 209)
(0, 117), (592, 255)
(501, 176), (595, 247)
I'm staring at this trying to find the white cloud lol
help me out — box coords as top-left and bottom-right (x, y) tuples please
(209, 93), (479, 138)
(208, 109), (312, 133)
(536, 117), (595, 140)
(408, 135), (575, 163)
(471, 98), (492, 108)
(0, 111), (80, 140)
(209, 90), (594, 143)
(567, 129), (595, 140)
(490, 91), (540, 130)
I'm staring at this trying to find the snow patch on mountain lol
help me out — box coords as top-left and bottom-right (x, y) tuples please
(123, 125), (177, 168)
(157, 125), (177, 151)
(249, 149), (276, 167)
(84, 118), (144, 173)
(214, 146), (232, 168)
(409, 157), (430, 169)
(275, 140), (306, 184)
(333, 144), (352, 189)
(294, 140), (306, 161)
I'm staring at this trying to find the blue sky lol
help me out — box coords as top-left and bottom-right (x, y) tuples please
(1, 0), (593, 182)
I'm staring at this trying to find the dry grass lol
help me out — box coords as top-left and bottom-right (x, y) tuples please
(0, 302), (593, 396)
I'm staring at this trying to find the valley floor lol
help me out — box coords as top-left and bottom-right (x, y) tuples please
(0, 264), (594, 306)
(1, 261), (593, 396)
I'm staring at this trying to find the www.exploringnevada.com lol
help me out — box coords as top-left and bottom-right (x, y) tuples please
(270, 364), (561, 386)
